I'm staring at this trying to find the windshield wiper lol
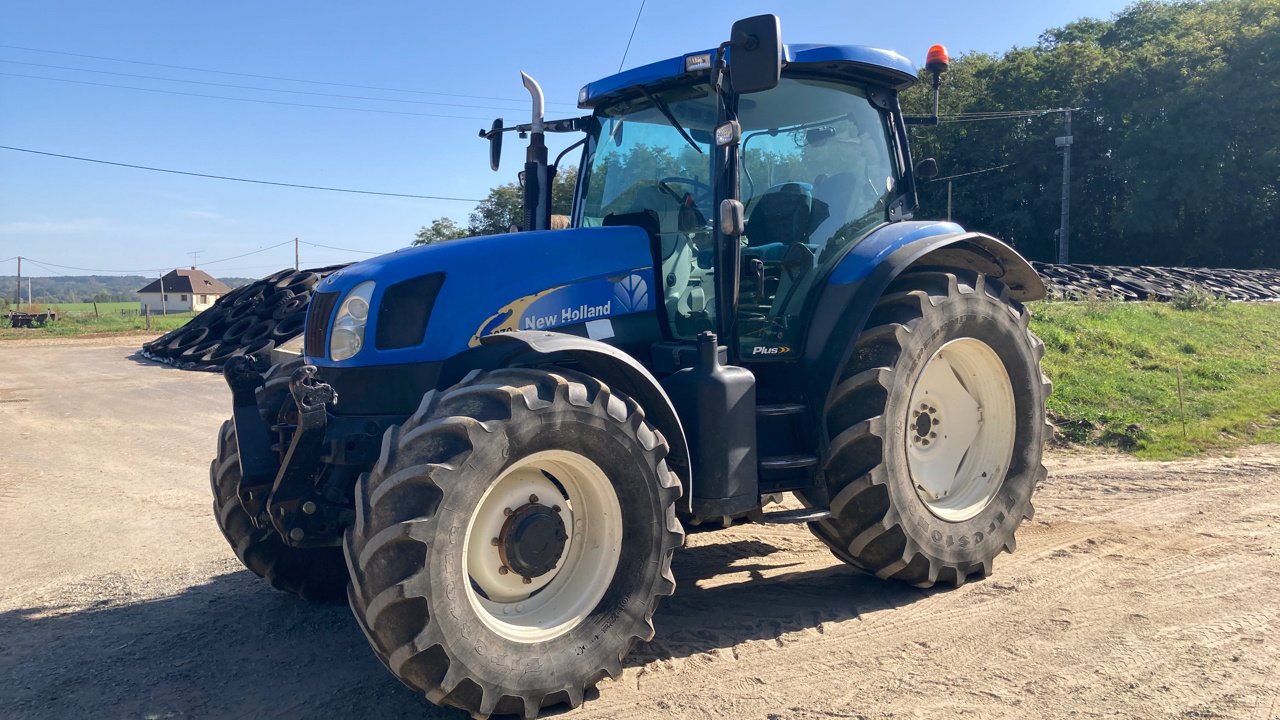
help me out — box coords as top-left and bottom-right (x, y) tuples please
(638, 87), (704, 155)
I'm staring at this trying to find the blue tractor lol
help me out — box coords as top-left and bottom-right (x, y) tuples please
(214, 15), (1049, 718)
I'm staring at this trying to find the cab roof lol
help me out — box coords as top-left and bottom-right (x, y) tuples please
(579, 43), (919, 109)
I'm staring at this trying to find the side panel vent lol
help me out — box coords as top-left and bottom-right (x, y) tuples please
(376, 273), (445, 351)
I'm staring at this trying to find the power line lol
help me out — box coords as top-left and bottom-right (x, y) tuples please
(937, 107), (1080, 124)
(199, 240), (295, 267)
(0, 72), (495, 120)
(0, 59), (536, 112)
(21, 259), (72, 277)
(618, 0), (648, 72)
(0, 43), (579, 108)
(300, 240), (387, 255)
(928, 163), (1017, 183)
(15, 258), (162, 274)
(0, 145), (485, 202)
(20, 241), (294, 275)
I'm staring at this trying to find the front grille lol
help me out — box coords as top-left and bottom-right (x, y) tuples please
(305, 291), (340, 357)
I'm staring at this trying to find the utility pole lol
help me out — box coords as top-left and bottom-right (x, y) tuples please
(14, 256), (21, 308)
(946, 180), (953, 222)
(28, 277), (32, 307)
(159, 272), (167, 316)
(1056, 109), (1073, 264)
(294, 237), (299, 270)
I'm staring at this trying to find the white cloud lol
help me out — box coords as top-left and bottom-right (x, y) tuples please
(179, 209), (237, 224)
(0, 217), (116, 235)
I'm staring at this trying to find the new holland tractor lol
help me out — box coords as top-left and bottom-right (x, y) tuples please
(212, 15), (1050, 718)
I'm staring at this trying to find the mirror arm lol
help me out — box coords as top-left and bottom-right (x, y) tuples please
(479, 116), (591, 139)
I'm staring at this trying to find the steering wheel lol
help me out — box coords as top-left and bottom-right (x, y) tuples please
(657, 176), (712, 205)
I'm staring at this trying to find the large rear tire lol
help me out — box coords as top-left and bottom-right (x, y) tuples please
(209, 359), (348, 602)
(806, 271), (1051, 587)
(345, 368), (683, 719)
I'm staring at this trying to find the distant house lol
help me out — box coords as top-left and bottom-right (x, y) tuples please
(138, 268), (232, 314)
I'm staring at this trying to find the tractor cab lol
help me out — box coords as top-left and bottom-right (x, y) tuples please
(484, 20), (931, 368)
(577, 62), (909, 358)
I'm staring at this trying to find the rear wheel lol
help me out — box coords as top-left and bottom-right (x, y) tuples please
(806, 271), (1051, 587)
(209, 358), (348, 602)
(345, 368), (683, 719)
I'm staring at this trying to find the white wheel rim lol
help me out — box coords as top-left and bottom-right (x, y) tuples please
(905, 338), (1016, 522)
(462, 450), (622, 643)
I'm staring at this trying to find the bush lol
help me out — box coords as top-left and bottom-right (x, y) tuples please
(1171, 285), (1227, 311)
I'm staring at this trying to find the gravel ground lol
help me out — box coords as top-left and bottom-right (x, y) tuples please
(1, 340), (1276, 719)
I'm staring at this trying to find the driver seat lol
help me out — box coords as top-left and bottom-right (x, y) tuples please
(745, 183), (812, 247)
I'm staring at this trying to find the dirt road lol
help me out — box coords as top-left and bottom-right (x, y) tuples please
(1, 340), (1276, 719)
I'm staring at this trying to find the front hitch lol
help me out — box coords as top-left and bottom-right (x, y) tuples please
(265, 366), (353, 547)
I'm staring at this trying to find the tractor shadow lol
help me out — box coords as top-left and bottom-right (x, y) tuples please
(0, 540), (930, 719)
(625, 539), (931, 667)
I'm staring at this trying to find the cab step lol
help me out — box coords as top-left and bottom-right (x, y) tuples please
(759, 453), (819, 471)
(757, 507), (831, 524)
(757, 402), (806, 416)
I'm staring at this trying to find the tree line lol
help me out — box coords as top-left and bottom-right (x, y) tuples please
(901, 0), (1279, 267)
(418, 0), (1278, 269)
(0, 275), (254, 307)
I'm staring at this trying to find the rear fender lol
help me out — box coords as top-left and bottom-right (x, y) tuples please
(460, 331), (692, 513)
(803, 226), (1044, 448)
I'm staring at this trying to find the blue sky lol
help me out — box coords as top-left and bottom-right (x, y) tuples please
(1, 0), (1133, 279)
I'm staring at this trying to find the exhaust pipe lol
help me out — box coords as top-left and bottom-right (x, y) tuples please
(520, 72), (551, 232)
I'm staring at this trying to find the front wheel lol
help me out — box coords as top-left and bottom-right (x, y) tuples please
(805, 271), (1051, 587)
(344, 368), (683, 719)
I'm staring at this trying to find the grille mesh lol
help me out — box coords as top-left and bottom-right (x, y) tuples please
(304, 291), (340, 357)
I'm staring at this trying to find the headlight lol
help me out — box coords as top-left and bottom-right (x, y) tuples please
(330, 281), (375, 361)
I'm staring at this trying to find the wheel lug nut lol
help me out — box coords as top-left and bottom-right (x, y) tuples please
(920, 403), (929, 410)
(922, 439), (931, 446)
(522, 576), (532, 585)
(504, 507), (513, 516)
(913, 410), (920, 417)
(932, 418), (940, 426)
(930, 432), (937, 439)
(498, 565), (509, 575)
(929, 406), (937, 413)
(529, 494), (539, 503)
(490, 537), (499, 546)
(552, 505), (562, 513)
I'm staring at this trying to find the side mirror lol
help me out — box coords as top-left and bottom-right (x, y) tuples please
(487, 118), (503, 171)
(728, 14), (782, 95)
(915, 158), (939, 181)
(719, 198), (745, 236)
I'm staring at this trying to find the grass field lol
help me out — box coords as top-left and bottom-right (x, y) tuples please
(0, 309), (196, 340)
(1031, 300), (1280, 459)
(10, 301), (143, 316)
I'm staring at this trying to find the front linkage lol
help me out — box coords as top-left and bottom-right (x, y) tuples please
(223, 356), (372, 548)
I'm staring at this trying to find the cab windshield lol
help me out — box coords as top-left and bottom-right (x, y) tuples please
(580, 76), (899, 350)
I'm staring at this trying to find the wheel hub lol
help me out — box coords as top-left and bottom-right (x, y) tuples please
(498, 501), (568, 580)
(912, 405), (939, 445)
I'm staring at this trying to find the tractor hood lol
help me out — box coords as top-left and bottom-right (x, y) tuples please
(309, 225), (655, 367)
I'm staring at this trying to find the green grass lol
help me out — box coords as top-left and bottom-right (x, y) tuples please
(0, 310), (196, 340)
(9, 301), (145, 316)
(1031, 300), (1280, 459)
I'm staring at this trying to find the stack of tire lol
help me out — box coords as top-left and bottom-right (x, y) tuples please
(1032, 262), (1280, 303)
(141, 266), (345, 371)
